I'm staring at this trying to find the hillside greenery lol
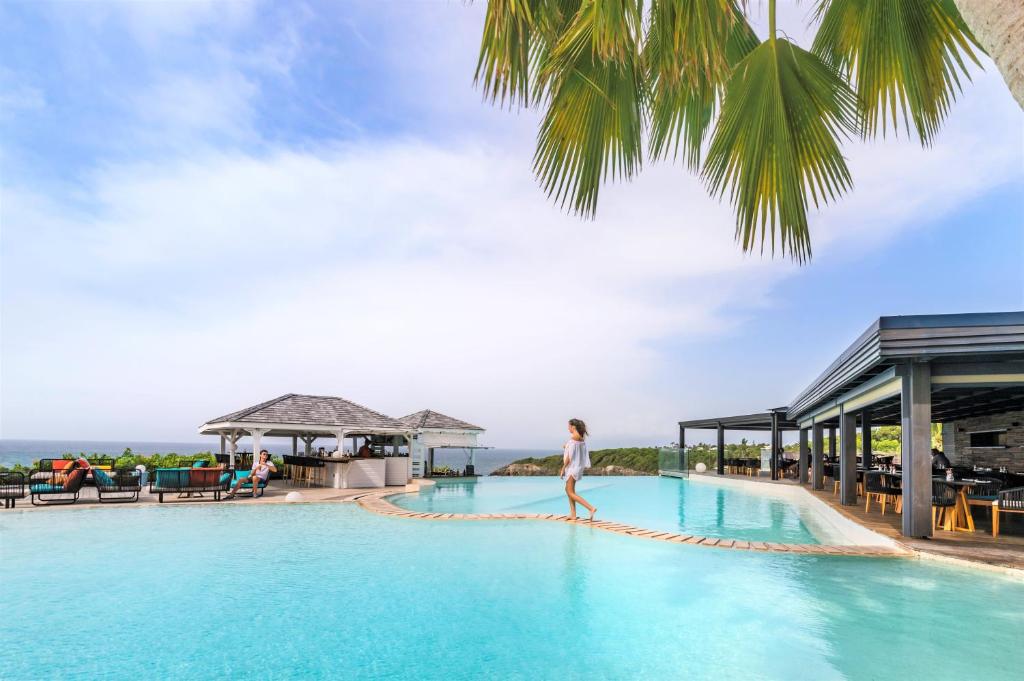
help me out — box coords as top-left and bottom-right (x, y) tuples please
(499, 425), (925, 475)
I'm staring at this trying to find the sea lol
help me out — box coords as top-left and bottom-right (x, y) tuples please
(0, 439), (554, 476)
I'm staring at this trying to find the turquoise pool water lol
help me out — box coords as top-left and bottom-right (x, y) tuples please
(394, 476), (824, 544)
(2, 503), (1023, 680)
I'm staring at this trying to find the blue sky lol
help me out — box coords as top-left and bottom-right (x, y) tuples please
(2, 1), (1022, 448)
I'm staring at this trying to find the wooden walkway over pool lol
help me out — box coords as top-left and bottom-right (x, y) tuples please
(352, 490), (910, 558)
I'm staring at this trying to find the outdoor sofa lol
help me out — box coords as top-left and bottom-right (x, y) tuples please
(149, 467), (231, 503)
(29, 466), (89, 506)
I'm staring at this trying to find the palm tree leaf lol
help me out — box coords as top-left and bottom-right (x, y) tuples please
(645, 0), (758, 169)
(533, 0), (645, 216)
(475, 0), (537, 106)
(811, 0), (983, 145)
(703, 38), (860, 262)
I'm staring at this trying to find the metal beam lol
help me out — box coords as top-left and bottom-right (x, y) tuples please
(901, 362), (933, 538)
(839, 407), (857, 505)
(828, 426), (836, 460)
(798, 428), (809, 485)
(770, 410), (780, 480)
(716, 424), (725, 476)
(812, 422), (825, 490)
(861, 410), (872, 469)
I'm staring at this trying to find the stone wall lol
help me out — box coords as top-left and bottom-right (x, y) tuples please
(946, 409), (1024, 470)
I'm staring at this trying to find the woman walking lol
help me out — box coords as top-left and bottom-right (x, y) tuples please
(560, 418), (596, 521)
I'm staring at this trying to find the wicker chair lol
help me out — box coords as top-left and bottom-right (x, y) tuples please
(94, 468), (142, 503)
(864, 472), (888, 513)
(931, 480), (958, 531)
(831, 463), (842, 495)
(992, 487), (1024, 538)
(29, 466), (88, 506)
(1, 472), (26, 508)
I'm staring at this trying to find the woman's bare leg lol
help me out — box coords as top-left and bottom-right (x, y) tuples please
(566, 477), (596, 521)
(565, 478), (577, 519)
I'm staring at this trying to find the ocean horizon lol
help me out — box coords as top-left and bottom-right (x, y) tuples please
(0, 439), (554, 475)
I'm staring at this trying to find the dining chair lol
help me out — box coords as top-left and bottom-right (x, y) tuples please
(931, 480), (958, 531)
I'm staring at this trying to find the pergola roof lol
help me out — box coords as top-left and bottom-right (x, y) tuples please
(787, 312), (1024, 422)
(679, 408), (800, 431)
(201, 393), (408, 435)
(397, 409), (484, 432)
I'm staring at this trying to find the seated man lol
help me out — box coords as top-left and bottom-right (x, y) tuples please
(226, 450), (276, 499)
(357, 439), (373, 458)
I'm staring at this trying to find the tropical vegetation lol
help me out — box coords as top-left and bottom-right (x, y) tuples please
(474, 0), (1021, 262)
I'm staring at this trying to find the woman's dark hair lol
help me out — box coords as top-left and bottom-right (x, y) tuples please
(569, 418), (588, 438)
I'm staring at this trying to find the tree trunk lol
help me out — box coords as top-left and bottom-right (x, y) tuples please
(953, 0), (1024, 109)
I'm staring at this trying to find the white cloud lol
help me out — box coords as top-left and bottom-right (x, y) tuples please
(1, 1), (1021, 446)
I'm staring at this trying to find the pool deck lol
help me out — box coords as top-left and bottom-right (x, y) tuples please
(689, 473), (1024, 574)
(806, 485), (1024, 573)
(7, 481), (421, 510)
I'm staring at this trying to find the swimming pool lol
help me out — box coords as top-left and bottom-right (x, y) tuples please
(2, 502), (1022, 680)
(393, 476), (843, 544)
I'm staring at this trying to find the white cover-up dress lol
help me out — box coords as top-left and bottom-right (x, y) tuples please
(562, 439), (591, 481)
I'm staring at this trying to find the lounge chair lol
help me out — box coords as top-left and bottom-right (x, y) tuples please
(93, 468), (142, 503)
(149, 467), (231, 503)
(29, 466), (88, 506)
(992, 486), (1024, 538)
(1, 472), (26, 508)
(229, 469), (268, 498)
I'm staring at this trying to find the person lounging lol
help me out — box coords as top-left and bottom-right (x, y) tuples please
(226, 449), (276, 499)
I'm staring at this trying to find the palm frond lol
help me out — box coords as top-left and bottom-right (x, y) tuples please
(703, 38), (860, 262)
(811, 0), (983, 145)
(475, 0), (536, 106)
(645, 0), (758, 169)
(533, 0), (645, 217)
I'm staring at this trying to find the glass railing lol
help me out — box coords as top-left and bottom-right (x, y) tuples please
(658, 447), (688, 477)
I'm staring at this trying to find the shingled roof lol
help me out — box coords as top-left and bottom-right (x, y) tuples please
(204, 393), (406, 431)
(397, 409), (484, 431)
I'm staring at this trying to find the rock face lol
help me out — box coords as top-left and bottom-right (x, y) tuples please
(493, 463), (551, 476)
(491, 463), (650, 476)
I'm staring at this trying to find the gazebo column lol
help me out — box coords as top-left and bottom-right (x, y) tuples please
(336, 431), (345, 456)
(716, 423), (725, 476)
(861, 410), (873, 469)
(901, 362), (933, 538)
(811, 422), (824, 490)
(839, 407), (857, 505)
(798, 427), (809, 485)
(228, 429), (240, 467)
(303, 435), (314, 455)
(251, 428), (266, 460)
(291, 436), (298, 456)
(220, 434), (226, 460)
